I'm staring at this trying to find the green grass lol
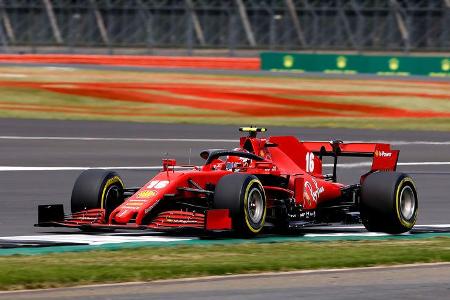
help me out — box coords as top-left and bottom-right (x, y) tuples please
(0, 87), (225, 116)
(1, 238), (450, 290)
(0, 87), (118, 107)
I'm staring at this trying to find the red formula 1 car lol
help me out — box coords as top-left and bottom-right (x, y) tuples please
(37, 127), (418, 236)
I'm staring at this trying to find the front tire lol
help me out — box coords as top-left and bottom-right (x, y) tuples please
(360, 172), (418, 234)
(71, 169), (124, 218)
(214, 174), (266, 236)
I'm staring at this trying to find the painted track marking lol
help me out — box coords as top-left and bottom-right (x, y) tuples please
(0, 235), (192, 245)
(325, 161), (450, 168)
(1, 136), (450, 145)
(0, 161), (449, 171)
(0, 136), (236, 143)
(1, 224), (449, 246)
(0, 166), (164, 171)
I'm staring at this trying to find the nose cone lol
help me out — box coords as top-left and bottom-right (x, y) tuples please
(113, 208), (136, 224)
(110, 175), (182, 225)
(111, 185), (165, 224)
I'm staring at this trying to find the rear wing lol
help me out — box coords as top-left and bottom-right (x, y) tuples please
(302, 141), (399, 172)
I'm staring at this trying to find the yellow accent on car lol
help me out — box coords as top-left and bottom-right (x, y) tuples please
(136, 190), (157, 199)
(239, 127), (267, 132)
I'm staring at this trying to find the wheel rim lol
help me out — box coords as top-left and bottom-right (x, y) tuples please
(104, 185), (120, 211)
(399, 185), (416, 220)
(247, 187), (264, 223)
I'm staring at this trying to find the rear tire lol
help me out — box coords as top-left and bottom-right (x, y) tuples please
(71, 169), (124, 218)
(360, 172), (418, 234)
(214, 174), (266, 236)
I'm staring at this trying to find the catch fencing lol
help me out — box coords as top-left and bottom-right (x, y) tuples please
(0, 0), (448, 55)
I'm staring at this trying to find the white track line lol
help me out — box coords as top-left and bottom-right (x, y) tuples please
(398, 162), (450, 166)
(0, 166), (162, 171)
(0, 161), (449, 171)
(389, 141), (450, 145)
(1, 136), (450, 145)
(0, 136), (236, 142)
(0, 166), (199, 171)
(310, 224), (450, 230)
(0, 235), (192, 245)
(334, 140), (450, 146)
(323, 162), (450, 168)
(1, 224), (449, 245)
(0, 233), (384, 245)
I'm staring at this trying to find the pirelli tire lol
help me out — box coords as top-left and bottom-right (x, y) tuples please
(71, 169), (125, 218)
(360, 171), (418, 234)
(214, 174), (267, 237)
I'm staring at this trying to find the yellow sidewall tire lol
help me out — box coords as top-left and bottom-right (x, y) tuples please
(395, 177), (417, 229)
(243, 179), (267, 234)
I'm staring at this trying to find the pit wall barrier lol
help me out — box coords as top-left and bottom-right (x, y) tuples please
(261, 52), (450, 77)
(0, 54), (260, 70)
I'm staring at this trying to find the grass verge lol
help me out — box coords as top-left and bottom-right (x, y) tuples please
(2, 114), (450, 131)
(1, 66), (449, 131)
(1, 237), (450, 291)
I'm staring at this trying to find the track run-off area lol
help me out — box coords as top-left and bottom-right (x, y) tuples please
(0, 119), (449, 253)
(0, 64), (449, 131)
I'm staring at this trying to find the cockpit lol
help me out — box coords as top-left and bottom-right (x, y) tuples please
(200, 148), (264, 171)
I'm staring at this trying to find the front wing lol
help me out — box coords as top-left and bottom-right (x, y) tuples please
(36, 204), (232, 231)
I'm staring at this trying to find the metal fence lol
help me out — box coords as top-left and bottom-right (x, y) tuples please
(0, 0), (448, 55)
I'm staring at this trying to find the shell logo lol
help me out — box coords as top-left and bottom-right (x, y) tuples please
(374, 150), (392, 158)
(136, 190), (157, 199)
(389, 58), (399, 71)
(336, 56), (347, 69)
(283, 55), (294, 68)
(442, 59), (450, 72)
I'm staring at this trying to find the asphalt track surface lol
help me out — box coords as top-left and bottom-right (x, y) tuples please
(1, 264), (449, 300)
(0, 118), (449, 235)
(0, 118), (450, 299)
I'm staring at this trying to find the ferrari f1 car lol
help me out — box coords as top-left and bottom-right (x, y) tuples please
(37, 127), (418, 236)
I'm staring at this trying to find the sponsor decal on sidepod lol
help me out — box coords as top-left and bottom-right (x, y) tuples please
(304, 178), (324, 205)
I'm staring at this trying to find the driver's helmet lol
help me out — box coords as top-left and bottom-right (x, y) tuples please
(225, 148), (250, 171)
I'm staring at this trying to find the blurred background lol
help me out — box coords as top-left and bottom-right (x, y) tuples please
(0, 0), (448, 55)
